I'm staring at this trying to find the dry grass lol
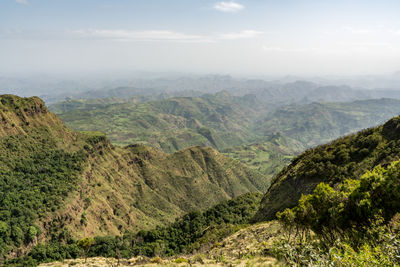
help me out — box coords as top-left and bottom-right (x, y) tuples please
(40, 222), (283, 267)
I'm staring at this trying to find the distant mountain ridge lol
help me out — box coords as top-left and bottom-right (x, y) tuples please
(52, 92), (400, 154)
(51, 92), (265, 152)
(45, 77), (400, 106)
(256, 98), (400, 147)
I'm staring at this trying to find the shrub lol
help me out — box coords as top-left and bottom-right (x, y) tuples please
(174, 257), (188, 263)
(150, 256), (162, 263)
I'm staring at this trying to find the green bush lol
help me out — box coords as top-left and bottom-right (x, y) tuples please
(275, 160), (400, 266)
(174, 257), (188, 263)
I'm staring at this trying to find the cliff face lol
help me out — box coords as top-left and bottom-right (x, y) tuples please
(254, 116), (400, 222)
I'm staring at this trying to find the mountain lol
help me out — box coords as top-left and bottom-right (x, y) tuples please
(254, 114), (400, 222)
(0, 94), (267, 259)
(256, 98), (400, 148)
(58, 80), (400, 106)
(53, 94), (400, 154)
(52, 92), (265, 152)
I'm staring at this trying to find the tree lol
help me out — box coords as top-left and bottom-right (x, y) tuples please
(77, 237), (94, 263)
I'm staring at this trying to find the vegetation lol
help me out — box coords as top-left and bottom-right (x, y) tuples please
(53, 94), (400, 155)
(0, 96), (88, 259)
(0, 95), (268, 264)
(127, 192), (262, 257)
(273, 160), (400, 266)
(255, 115), (400, 221)
(256, 98), (400, 148)
(77, 237), (94, 262)
(222, 133), (303, 177)
(53, 92), (263, 152)
(4, 193), (262, 266)
(0, 133), (86, 258)
(6, 93), (400, 266)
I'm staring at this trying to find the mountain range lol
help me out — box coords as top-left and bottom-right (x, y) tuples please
(4, 88), (400, 266)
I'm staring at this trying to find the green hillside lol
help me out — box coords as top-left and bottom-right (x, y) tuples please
(222, 133), (304, 177)
(256, 98), (400, 147)
(0, 95), (267, 261)
(5, 94), (400, 266)
(51, 92), (265, 152)
(254, 115), (400, 222)
(53, 95), (400, 155)
(6, 193), (264, 266)
(273, 160), (400, 266)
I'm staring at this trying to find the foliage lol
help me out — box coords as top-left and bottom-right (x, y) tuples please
(122, 192), (262, 257)
(277, 160), (400, 244)
(4, 242), (80, 266)
(77, 237), (95, 262)
(0, 131), (87, 258)
(5, 193), (261, 266)
(174, 257), (188, 263)
(272, 234), (400, 267)
(255, 115), (400, 221)
(273, 160), (400, 266)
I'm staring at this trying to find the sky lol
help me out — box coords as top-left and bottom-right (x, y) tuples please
(1, 0), (400, 76)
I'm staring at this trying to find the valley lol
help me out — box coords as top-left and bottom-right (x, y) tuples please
(4, 0), (400, 265)
(0, 95), (266, 264)
(3, 84), (400, 266)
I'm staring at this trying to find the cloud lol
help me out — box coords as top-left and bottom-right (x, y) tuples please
(343, 27), (371, 34)
(72, 29), (214, 43)
(219, 30), (263, 40)
(15, 0), (29, 5)
(337, 41), (391, 47)
(262, 45), (307, 53)
(1, 28), (264, 43)
(213, 1), (244, 13)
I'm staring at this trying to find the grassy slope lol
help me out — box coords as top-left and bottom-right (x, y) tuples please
(254, 115), (400, 222)
(64, 143), (269, 239)
(38, 221), (282, 267)
(0, 95), (268, 258)
(6, 191), (271, 266)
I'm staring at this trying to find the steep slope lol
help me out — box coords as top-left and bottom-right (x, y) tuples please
(256, 98), (400, 148)
(58, 143), (269, 239)
(14, 194), (280, 267)
(0, 95), (267, 259)
(254, 115), (400, 221)
(0, 94), (77, 142)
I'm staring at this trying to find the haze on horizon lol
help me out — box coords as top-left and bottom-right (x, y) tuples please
(1, 0), (400, 76)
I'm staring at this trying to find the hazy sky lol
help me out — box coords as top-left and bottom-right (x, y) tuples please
(1, 0), (400, 76)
